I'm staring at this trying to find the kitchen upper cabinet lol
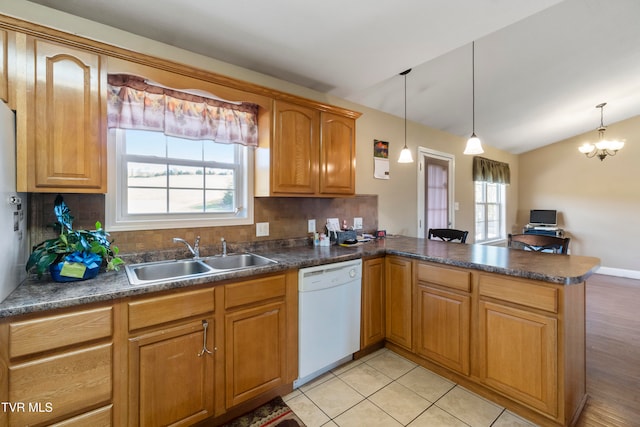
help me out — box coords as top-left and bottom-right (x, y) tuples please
(17, 37), (106, 193)
(271, 100), (319, 194)
(414, 263), (471, 375)
(0, 29), (10, 104)
(361, 257), (385, 349)
(0, 304), (115, 427)
(127, 288), (217, 427)
(319, 112), (356, 195)
(262, 100), (358, 197)
(385, 256), (413, 350)
(224, 274), (290, 408)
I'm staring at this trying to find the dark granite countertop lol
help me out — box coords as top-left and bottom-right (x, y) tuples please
(0, 235), (600, 318)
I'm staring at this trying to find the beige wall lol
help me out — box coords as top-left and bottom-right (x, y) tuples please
(353, 107), (519, 240)
(518, 115), (640, 272)
(3, 1), (519, 244)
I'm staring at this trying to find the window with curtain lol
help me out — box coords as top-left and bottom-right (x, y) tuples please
(105, 74), (258, 231)
(473, 157), (510, 243)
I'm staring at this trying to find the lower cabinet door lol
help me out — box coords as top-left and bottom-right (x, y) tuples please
(361, 257), (386, 348)
(129, 318), (215, 427)
(385, 256), (413, 350)
(415, 284), (470, 375)
(479, 301), (558, 416)
(225, 301), (286, 408)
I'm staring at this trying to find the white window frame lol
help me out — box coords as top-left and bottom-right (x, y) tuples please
(105, 129), (254, 231)
(474, 181), (506, 244)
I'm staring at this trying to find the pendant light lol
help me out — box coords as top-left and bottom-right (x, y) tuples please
(464, 41), (484, 155)
(398, 69), (414, 163)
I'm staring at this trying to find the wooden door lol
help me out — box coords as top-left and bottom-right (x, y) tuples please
(385, 256), (412, 350)
(23, 37), (106, 192)
(272, 100), (319, 194)
(225, 300), (286, 408)
(415, 284), (470, 374)
(361, 257), (385, 348)
(129, 318), (215, 427)
(479, 301), (558, 416)
(319, 112), (356, 195)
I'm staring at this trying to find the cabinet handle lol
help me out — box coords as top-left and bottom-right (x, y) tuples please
(197, 319), (213, 357)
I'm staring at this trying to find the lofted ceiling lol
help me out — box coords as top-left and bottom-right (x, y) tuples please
(23, 0), (640, 154)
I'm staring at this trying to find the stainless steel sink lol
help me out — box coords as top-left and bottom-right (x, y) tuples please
(125, 259), (214, 285)
(202, 253), (277, 270)
(125, 253), (277, 285)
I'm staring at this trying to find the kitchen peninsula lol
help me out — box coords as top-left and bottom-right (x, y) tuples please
(0, 236), (599, 427)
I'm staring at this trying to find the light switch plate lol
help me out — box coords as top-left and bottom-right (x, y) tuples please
(308, 219), (316, 233)
(353, 217), (363, 230)
(256, 222), (269, 237)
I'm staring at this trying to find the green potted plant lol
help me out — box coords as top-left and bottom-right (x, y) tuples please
(27, 195), (124, 281)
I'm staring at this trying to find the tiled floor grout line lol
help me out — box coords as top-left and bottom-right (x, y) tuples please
(287, 348), (534, 426)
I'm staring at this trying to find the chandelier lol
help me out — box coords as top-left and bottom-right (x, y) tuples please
(578, 102), (624, 161)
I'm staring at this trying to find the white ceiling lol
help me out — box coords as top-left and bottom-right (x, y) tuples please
(25, 0), (640, 154)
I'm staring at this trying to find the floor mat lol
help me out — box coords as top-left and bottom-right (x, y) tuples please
(222, 396), (305, 427)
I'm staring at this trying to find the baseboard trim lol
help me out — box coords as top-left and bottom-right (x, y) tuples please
(596, 267), (640, 280)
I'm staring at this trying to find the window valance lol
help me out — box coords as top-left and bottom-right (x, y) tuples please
(106, 74), (259, 146)
(473, 156), (511, 184)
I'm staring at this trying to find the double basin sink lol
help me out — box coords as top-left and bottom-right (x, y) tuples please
(125, 253), (278, 285)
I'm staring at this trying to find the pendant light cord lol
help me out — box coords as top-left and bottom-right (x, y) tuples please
(472, 41), (476, 134)
(400, 69), (411, 148)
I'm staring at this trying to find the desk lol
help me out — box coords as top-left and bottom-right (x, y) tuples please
(523, 227), (564, 237)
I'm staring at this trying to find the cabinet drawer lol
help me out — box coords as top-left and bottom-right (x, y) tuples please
(9, 306), (112, 358)
(8, 343), (112, 427)
(128, 287), (215, 331)
(49, 405), (112, 427)
(417, 263), (471, 292)
(225, 274), (286, 310)
(479, 274), (558, 313)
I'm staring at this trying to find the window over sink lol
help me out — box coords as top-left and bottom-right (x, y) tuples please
(105, 74), (256, 231)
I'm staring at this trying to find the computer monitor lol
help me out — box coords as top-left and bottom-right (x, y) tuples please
(529, 209), (557, 226)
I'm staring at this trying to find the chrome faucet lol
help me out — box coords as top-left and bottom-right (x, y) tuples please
(221, 237), (227, 257)
(173, 236), (201, 259)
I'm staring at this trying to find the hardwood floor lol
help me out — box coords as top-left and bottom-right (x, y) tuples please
(576, 274), (640, 427)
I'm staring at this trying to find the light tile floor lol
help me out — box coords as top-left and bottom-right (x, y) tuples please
(284, 348), (539, 427)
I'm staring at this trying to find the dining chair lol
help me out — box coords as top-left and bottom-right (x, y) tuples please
(428, 228), (469, 243)
(508, 233), (570, 254)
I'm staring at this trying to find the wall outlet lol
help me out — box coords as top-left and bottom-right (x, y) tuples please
(354, 217), (363, 230)
(256, 222), (269, 237)
(308, 219), (316, 233)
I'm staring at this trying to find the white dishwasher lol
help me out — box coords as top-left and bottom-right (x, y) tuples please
(294, 258), (362, 388)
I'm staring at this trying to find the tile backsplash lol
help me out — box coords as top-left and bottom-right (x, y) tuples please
(29, 194), (378, 255)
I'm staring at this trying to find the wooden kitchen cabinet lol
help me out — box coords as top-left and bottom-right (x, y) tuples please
(271, 100), (319, 195)
(127, 287), (217, 426)
(0, 304), (115, 427)
(224, 274), (289, 408)
(319, 112), (356, 195)
(385, 256), (413, 350)
(0, 29), (10, 103)
(361, 257), (385, 349)
(414, 262), (471, 375)
(478, 274), (559, 417)
(128, 318), (216, 427)
(265, 100), (358, 197)
(17, 37), (106, 193)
